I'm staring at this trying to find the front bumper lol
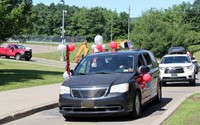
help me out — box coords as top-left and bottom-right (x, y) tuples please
(160, 70), (195, 82)
(59, 92), (133, 117)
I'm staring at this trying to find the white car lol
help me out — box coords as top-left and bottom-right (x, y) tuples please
(159, 54), (196, 86)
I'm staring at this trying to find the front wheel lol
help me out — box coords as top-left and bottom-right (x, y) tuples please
(15, 54), (21, 60)
(129, 91), (141, 118)
(155, 82), (162, 104)
(25, 57), (31, 61)
(189, 75), (196, 86)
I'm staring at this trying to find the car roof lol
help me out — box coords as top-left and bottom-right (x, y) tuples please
(86, 50), (150, 57)
(163, 54), (188, 57)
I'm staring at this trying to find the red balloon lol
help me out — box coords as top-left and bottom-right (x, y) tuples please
(140, 82), (146, 89)
(67, 44), (75, 52)
(136, 77), (143, 84)
(97, 44), (103, 51)
(110, 41), (118, 49)
(142, 73), (152, 83)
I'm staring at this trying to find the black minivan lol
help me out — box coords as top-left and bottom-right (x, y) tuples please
(59, 50), (162, 119)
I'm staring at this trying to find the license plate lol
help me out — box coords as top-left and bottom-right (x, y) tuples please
(171, 74), (178, 77)
(81, 100), (94, 108)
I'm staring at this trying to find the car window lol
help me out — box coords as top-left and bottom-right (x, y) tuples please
(142, 52), (153, 68)
(138, 54), (145, 68)
(160, 56), (191, 64)
(74, 54), (135, 75)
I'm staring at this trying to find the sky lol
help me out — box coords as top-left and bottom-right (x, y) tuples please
(33, 0), (195, 17)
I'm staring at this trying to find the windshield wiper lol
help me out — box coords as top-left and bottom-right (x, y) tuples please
(93, 72), (113, 74)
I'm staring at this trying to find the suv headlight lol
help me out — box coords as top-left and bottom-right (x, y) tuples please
(183, 65), (193, 70)
(60, 85), (70, 95)
(110, 83), (129, 93)
(159, 67), (165, 71)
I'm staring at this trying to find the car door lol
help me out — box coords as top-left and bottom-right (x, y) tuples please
(6, 45), (15, 56)
(143, 52), (159, 99)
(137, 54), (151, 104)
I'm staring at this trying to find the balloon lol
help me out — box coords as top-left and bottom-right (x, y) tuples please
(110, 41), (118, 49)
(67, 44), (75, 52)
(136, 77), (143, 84)
(91, 44), (96, 50)
(97, 44), (103, 51)
(140, 82), (146, 89)
(102, 44), (106, 49)
(63, 71), (71, 80)
(57, 44), (66, 52)
(94, 48), (99, 53)
(143, 73), (152, 83)
(94, 35), (103, 45)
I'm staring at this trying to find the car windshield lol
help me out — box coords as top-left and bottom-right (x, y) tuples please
(73, 54), (135, 75)
(160, 56), (191, 64)
(17, 45), (26, 49)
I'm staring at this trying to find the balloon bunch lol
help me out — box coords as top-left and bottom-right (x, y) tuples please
(136, 73), (152, 89)
(57, 43), (75, 80)
(91, 35), (106, 53)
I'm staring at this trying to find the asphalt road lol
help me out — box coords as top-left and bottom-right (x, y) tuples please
(5, 74), (200, 125)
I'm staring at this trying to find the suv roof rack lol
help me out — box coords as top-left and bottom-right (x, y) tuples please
(168, 46), (186, 54)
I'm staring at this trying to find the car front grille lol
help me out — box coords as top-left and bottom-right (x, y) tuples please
(164, 67), (184, 73)
(71, 88), (107, 98)
(25, 51), (32, 55)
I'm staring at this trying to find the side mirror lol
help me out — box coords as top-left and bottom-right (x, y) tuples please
(70, 69), (74, 74)
(138, 66), (150, 74)
(192, 60), (197, 63)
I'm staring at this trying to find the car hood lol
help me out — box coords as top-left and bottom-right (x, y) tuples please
(159, 63), (193, 67)
(62, 73), (135, 88)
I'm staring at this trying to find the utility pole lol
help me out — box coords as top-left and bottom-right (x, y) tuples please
(60, 0), (65, 61)
(128, 5), (131, 40)
(111, 14), (113, 41)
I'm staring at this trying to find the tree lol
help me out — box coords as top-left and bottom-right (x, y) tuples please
(0, 0), (33, 42)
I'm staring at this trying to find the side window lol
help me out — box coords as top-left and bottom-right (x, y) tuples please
(142, 53), (153, 68)
(138, 54), (145, 68)
(148, 51), (158, 67)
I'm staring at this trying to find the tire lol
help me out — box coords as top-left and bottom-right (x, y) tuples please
(129, 91), (141, 118)
(25, 58), (30, 61)
(15, 54), (21, 60)
(155, 82), (162, 104)
(189, 75), (196, 86)
(63, 115), (73, 121)
(161, 81), (166, 86)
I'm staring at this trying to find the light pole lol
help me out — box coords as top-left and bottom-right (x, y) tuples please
(60, 0), (65, 61)
(128, 5), (130, 40)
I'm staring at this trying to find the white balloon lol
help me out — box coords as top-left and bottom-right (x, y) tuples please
(94, 35), (103, 45)
(57, 44), (66, 52)
(63, 71), (71, 80)
(94, 48), (99, 53)
(102, 44), (106, 49)
(91, 44), (96, 50)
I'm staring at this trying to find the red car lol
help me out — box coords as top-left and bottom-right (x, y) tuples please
(0, 44), (32, 61)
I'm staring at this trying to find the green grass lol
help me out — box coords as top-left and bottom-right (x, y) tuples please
(0, 59), (65, 91)
(162, 93), (200, 125)
(194, 51), (200, 62)
(33, 42), (110, 63)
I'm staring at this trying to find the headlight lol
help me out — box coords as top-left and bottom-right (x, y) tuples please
(60, 85), (70, 95)
(159, 67), (165, 70)
(110, 83), (129, 93)
(184, 65), (193, 70)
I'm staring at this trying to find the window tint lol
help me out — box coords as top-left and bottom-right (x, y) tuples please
(161, 56), (190, 64)
(142, 53), (153, 68)
(138, 54), (145, 68)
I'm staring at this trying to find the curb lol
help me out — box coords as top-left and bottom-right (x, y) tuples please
(0, 102), (58, 124)
(150, 91), (200, 125)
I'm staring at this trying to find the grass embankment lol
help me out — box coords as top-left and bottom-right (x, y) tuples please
(33, 42), (109, 63)
(162, 93), (200, 125)
(0, 59), (65, 91)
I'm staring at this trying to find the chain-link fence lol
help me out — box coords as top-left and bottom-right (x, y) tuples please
(7, 35), (86, 43)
